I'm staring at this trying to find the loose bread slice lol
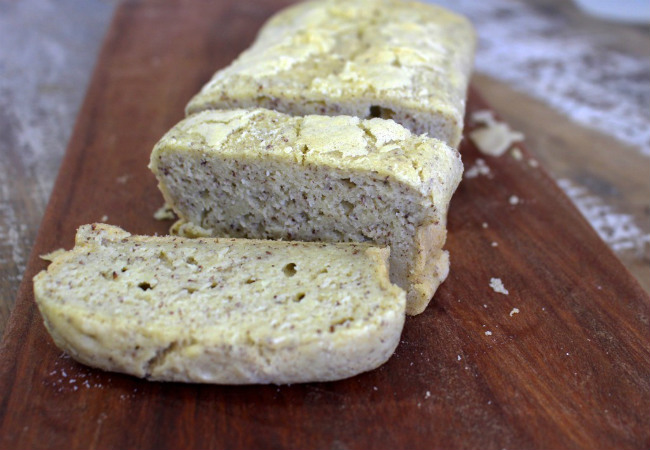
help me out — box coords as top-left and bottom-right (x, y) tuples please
(149, 109), (463, 314)
(185, 0), (475, 147)
(33, 224), (405, 384)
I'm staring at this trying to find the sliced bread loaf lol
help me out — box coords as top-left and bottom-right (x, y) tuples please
(33, 224), (405, 384)
(185, 0), (475, 147)
(149, 108), (463, 314)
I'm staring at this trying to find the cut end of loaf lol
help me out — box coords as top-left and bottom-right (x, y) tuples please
(33, 224), (406, 384)
(150, 109), (463, 315)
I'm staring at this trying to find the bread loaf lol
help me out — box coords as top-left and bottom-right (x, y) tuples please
(185, 0), (475, 147)
(33, 224), (405, 384)
(149, 108), (463, 314)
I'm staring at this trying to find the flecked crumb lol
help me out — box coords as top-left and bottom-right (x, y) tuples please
(100, 215), (109, 222)
(509, 307), (520, 317)
(425, 391), (431, 399)
(509, 195), (520, 205)
(34, 224), (406, 384)
(511, 147), (523, 160)
(485, 331), (493, 336)
(489, 277), (509, 295)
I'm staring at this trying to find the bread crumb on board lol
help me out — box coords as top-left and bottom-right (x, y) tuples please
(464, 158), (491, 179)
(485, 331), (493, 336)
(153, 203), (176, 221)
(509, 307), (520, 317)
(469, 109), (524, 157)
(489, 277), (509, 295)
(509, 195), (520, 205)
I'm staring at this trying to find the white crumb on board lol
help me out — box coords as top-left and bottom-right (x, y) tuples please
(482, 222), (489, 228)
(509, 195), (520, 205)
(558, 179), (650, 253)
(464, 158), (491, 179)
(490, 278), (509, 295)
(425, 391), (431, 399)
(485, 331), (493, 336)
(469, 110), (524, 157)
(509, 308), (520, 317)
(458, 355), (462, 361)
(491, 242), (498, 247)
(100, 215), (108, 222)
(470, 109), (497, 126)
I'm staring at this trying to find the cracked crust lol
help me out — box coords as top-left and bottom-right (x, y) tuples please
(149, 109), (463, 314)
(32, 224), (405, 384)
(186, 0), (476, 147)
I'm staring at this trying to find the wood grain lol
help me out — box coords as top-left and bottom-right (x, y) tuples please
(472, 73), (650, 294)
(1, 1), (649, 449)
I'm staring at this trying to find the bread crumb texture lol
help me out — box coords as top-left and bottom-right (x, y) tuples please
(469, 109), (524, 157)
(149, 109), (463, 315)
(489, 277), (509, 295)
(186, 0), (475, 147)
(33, 224), (405, 384)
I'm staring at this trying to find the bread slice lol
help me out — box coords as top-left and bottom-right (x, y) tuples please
(33, 224), (405, 384)
(185, 0), (475, 147)
(149, 109), (463, 314)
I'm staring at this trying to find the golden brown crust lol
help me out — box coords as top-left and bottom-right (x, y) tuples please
(186, 0), (475, 147)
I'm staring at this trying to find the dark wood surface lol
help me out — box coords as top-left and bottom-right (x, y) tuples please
(1, 1), (649, 448)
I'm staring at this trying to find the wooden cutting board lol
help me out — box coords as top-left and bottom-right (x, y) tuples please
(1, 1), (648, 448)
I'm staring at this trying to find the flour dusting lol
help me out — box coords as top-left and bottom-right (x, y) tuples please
(432, 0), (650, 156)
(558, 179), (650, 253)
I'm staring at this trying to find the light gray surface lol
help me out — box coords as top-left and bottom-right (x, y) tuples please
(0, 0), (116, 331)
